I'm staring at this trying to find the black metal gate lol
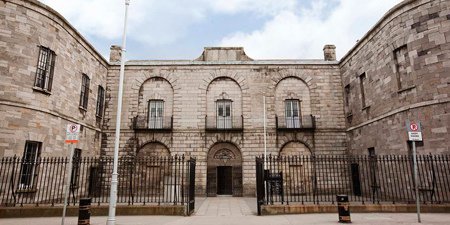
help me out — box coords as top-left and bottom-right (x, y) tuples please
(187, 158), (196, 216)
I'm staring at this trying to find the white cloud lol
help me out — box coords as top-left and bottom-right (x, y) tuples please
(219, 0), (403, 59)
(40, 0), (403, 59)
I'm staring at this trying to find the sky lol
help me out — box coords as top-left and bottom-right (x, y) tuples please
(40, 0), (403, 60)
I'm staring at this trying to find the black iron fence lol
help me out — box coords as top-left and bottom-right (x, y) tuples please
(0, 155), (195, 208)
(256, 154), (450, 213)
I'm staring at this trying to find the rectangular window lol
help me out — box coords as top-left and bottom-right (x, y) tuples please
(217, 100), (232, 129)
(96, 86), (105, 117)
(19, 141), (42, 189)
(368, 147), (378, 189)
(34, 46), (56, 92)
(70, 148), (82, 190)
(344, 84), (350, 107)
(359, 73), (367, 109)
(285, 99), (301, 128)
(148, 100), (164, 129)
(394, 45), (413, 90)
(79, 74), (90, 109)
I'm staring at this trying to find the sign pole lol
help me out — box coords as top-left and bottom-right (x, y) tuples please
(412, 140), (421, 223)
(406, 120), (422, 223)
(61, 143), (75, 225)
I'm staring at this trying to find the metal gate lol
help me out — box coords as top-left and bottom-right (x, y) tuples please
(187, 158), (196, 216)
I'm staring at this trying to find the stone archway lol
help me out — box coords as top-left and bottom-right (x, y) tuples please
(207, 142), (242, 197)
(279, 141), (313, 195)
(137, 142), (170, 157)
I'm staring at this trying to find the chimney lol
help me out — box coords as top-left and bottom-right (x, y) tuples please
(110, 45), (122, 63)
(323, 44), (336, 61)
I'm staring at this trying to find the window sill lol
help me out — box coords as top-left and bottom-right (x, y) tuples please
(16, 188), (37, 193)
(346, 112), (353, 118)
(362, 105), (371, 111)
(32, 87), (51, 95)
(397, 85), (416, 94)
(79, 106), (87, 112)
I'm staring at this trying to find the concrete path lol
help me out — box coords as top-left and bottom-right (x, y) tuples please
(1, 197), (450, 225)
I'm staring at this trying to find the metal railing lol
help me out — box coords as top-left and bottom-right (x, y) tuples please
(275, 115), (316, 130)
(256, 154), (450, 209)
(205, 115), (244, 131)
(0, 155), (195, 207)
(133, 115), (173, 131)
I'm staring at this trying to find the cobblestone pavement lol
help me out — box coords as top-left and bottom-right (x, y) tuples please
(1, 197), (449, 225)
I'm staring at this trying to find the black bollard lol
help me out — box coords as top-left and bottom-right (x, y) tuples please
(336, 195), (351, 223)
(78, 198), (92, 225)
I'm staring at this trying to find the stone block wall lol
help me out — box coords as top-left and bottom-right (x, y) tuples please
(340, 0), (450, 155)
(103, 53), (347, 195)
(0, 0), (108, 157)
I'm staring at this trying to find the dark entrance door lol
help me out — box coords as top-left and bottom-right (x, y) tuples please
(217, 166), (233, 195)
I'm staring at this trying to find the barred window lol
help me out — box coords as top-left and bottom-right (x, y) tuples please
(148, 100), (164, 129)
(285, 99), (301, 128)
(216, 100), (232, 129)
(34, 46), (56, 92)
(79, 74), (90, 109)
(96, 86), (105, 117)
(70, 148), (82, 190)
(19, 141), (42, 189)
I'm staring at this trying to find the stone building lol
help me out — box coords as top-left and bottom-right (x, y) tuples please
(0, 0), (449, 196)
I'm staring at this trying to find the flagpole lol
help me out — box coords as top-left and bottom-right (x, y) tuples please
(107, 0), (130, 224)
(263, 96), (267, 169)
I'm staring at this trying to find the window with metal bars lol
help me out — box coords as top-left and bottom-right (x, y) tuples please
(70, 148), (82, 190)
(79, 74), (90, 110)
(285, 99), (301, 128)
(34, 46), (56, 92)
(96, 86), (105, 117)
(19, 141), (42, 189)
(216, 100), (232, 129)
(148, 100), (164, 129)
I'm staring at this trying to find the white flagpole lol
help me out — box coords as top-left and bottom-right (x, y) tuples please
(263, 96), (267, 168)
(107, 1), (130, 224)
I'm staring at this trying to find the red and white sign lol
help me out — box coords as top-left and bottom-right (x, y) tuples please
(406, 121), (423, 141)
(410, 123), (419, 131)
(65, 124), (80, 144)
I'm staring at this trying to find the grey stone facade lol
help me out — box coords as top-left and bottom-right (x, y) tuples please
(340, 0), (450, 155)
(0, 0), (449, 196)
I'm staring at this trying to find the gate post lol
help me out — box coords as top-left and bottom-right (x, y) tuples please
(186, 158), (196, 216)
(256, 157), (265, 215)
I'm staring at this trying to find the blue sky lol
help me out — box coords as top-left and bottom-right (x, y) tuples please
(41, 0), (402, 60)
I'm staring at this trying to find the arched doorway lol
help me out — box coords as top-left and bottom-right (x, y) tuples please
(207, 142), (242, 197)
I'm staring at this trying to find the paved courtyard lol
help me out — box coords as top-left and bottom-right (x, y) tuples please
(1, 197), (450, 225)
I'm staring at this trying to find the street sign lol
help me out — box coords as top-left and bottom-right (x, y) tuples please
(65, 124), (80, 144)
(405, 120), (423, 223)
(406, 121), (423, 141)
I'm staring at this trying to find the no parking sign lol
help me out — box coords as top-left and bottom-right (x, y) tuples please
(65, 124), (80, 144)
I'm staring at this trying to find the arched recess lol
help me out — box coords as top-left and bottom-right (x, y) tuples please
(137, 77), (174, 128)
(206, 77), (243, 129)
(206, 142), (243, 197)
(137, 141), (171, 157)
(279, 141), (312, 195)
(279, 141), (312, 156)
(134, 142), (171, 191)
(274, 77), (312, 128)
